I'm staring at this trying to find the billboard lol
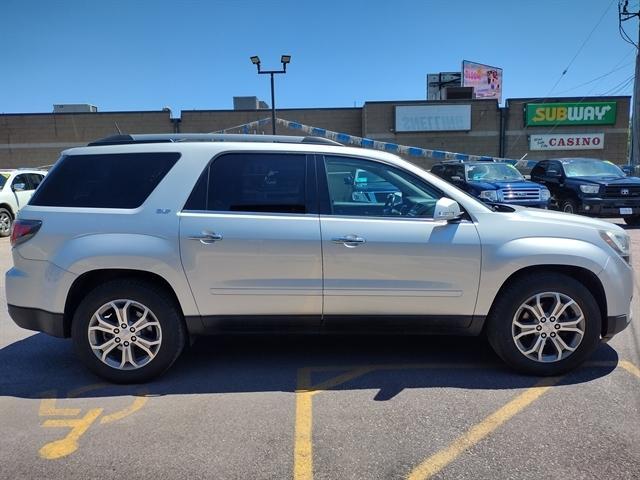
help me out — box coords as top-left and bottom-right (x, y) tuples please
(529, 133), (604, 151)
(525, 102), (617, 126)
(462, 60), (502, 102)
(395, 105), (471, 132)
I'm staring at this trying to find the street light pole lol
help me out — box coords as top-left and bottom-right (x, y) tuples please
(270, 72), (276, 135)
(250, 55), (291, 135)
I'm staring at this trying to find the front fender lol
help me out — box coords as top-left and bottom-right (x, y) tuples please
(51, 233), (199, 316)
(474, 237), (609, 316)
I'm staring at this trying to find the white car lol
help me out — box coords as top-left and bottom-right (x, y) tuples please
(5, 134), (633, 383)
(0, 169), (47, 237)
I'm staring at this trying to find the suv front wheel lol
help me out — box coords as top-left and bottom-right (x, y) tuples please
(71, 279), (186, 383)
(487, 273), (601, 376)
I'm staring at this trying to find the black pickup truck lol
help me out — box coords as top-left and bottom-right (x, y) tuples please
(530, 157), (640, 226)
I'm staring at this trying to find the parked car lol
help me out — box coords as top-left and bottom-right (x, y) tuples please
(0, 169), (46, 237)
(6, 134), (632, 382)
(430, 161), (550, 209)
(513, 159), (542, 178)
(620, 164), (640, 177)
(530, 157), (640, 225)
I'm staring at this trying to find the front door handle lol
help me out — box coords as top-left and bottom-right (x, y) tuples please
(332, 234), (366, 247)
(188, 231), (223, 245)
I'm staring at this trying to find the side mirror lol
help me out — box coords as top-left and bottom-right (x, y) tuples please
(547, 169), (561, 177)
(434, 197), (462, 222)
(13, 183), (26, 192)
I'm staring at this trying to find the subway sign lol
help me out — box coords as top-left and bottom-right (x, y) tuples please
(526, 102), (617, 126)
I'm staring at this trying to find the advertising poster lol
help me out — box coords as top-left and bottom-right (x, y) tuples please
(462, 60), (503, 102)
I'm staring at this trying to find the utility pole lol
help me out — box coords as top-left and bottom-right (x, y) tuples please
(619, 1), (640, 167)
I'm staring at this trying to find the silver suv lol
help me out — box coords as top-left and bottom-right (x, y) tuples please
(6, 134), (633, 383)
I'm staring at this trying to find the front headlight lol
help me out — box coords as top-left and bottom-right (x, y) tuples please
(580, 184), (600, 194)
(479, 190), (498, 202)
(540, 188), (551, 201)
(600, 230), (631, 264)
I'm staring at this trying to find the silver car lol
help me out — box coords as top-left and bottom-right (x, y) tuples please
(5, 134), (633, 383)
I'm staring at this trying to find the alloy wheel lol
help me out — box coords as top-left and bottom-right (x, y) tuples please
(0, 212), (11, 235)
(88, 299), (162, 370)
(512, 292), (585, 363)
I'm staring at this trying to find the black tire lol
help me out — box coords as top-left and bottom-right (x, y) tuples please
(623, 215), (640, 226)
(0, 208), (12, 238)
(71, 279), (186, 383)
(486, 273), (601, 376)
(560, 199), (578, 214)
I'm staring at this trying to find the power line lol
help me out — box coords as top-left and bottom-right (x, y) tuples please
(554, 53), (634, 95)
(598, 73), (635, 95)
(619, 0), (640, 47)
(546, 0), (617, 96)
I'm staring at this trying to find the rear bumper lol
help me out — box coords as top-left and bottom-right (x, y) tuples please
(7, 305), (68, 337)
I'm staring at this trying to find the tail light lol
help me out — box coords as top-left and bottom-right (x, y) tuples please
(10, 219), (42, 247)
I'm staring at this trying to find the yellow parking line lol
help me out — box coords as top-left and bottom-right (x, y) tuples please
(406, 376), (562, 479)
(293, 358), (637, 480)
(619, 360), (640, 379)
(294, 366), (375, 480)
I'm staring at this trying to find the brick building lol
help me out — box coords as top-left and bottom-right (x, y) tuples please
(0, 96), (630, 169)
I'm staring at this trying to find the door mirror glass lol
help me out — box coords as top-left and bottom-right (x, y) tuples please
(12, 182), (26, 192)
(547, 169), (561, 177)
(433, 197), (462, 221)
(450, 175), (463, 182)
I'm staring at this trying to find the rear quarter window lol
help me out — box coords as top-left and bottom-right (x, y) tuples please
(30, 152), (180, 208)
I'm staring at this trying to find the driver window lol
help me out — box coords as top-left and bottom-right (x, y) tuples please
(323, 156), (441, 218)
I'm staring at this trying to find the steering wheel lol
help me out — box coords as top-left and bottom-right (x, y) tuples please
(383, 192), (403, 216)
(405, 201), (432, 218)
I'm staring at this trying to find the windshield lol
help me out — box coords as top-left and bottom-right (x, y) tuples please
(563, 160), (624, 178)
(466, 163), (524, 182)
(0, 173), (8, 190)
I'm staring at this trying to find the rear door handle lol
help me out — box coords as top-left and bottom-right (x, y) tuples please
(188, 231), (223, 244)
(332, 235), (366, 247)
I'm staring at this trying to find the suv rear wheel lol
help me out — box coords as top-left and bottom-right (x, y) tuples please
(0, 208), (12, 237)
(487, 273), (601, 376)
(71, 279), (186, 383)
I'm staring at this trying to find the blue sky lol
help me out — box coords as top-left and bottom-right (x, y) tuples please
(1, 0), (637, 113)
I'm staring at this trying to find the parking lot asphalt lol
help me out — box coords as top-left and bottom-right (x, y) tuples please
(0, 220), (639, 480)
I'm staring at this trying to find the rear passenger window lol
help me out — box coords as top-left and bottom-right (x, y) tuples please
(27, 174), (44, 189)
(30, 153), (180, 208)
(184, 153), (307, 214)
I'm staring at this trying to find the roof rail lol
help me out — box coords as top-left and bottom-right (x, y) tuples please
(87, 133), (342, 147)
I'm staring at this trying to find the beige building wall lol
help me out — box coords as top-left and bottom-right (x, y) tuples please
(0, 97), (630, 170)
(0, 111), (173, 168)
(179, 107), (362, 136)
(362, 99), (501, 170)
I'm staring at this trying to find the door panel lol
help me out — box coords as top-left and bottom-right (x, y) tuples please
(320, 216), (481, 316)
(318, 155), (482, 320)
(179, 152), (322, 321)
(180, 212), (322, 316)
